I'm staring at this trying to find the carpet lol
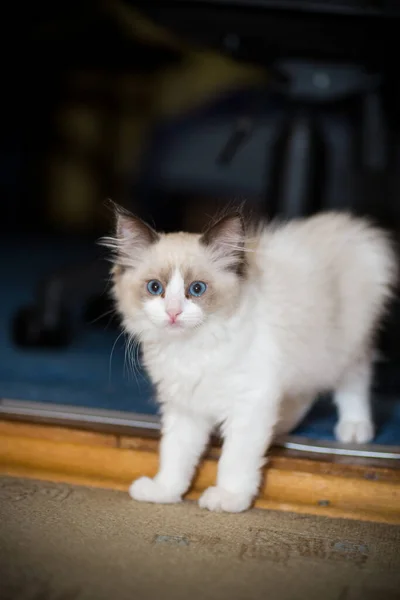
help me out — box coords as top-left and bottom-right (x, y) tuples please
(1, 236), (400, 444)
(0, 476), (399, 600)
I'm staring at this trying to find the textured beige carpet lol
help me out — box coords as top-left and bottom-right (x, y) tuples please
(0, 476), (399, 600)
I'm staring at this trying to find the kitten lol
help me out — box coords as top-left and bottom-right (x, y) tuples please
(104, 205), (397, 513)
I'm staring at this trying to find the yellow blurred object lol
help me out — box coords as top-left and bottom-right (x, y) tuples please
(153, 50), (266, 118)
(45, 1), (268, 231)
(106, 0), (267, 118)
(103, 0), (184, 50)
(45, 70), (155, 230)
(47, 158), (98, 228)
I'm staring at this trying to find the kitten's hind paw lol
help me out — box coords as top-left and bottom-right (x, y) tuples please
(198, 486), (252, 513)
(334, 420), (374, 444)
(129, 477), (182, 504)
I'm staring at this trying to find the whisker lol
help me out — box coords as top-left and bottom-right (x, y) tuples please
(88, 308), (115, 326)
(131, 338), (141, 384)
(125, 334), (138, 385)
(133, 337), (146, 383)
(123, 333), (131, 380)
(108, 330), (125, 386)
(120, 329), (146, 386)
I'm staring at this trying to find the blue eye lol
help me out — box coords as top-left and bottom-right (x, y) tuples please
(188, 281), (207, 297)
(147, 280), (163, 295)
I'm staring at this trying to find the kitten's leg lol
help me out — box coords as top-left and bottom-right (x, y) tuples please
(199, 390), (280, 513)
(334, 355), (374, 444)
(130, 410), (211, 504)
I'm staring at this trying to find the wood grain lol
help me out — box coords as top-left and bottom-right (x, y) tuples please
(0, 420), (118, 447)
(1, 419), (399, 524)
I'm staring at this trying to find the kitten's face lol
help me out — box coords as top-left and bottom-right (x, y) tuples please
(105, 208), (245, 339)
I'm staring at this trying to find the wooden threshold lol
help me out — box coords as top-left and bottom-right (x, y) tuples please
(1, 419), (399, 525)
(2, 397), (399, 462)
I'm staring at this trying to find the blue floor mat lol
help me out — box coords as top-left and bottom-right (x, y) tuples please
(1, 236), (399, 445)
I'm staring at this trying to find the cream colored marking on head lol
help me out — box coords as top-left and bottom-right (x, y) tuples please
(165, 268), (185, 319)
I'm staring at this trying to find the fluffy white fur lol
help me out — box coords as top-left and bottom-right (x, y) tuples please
(106, 208), (397, 513)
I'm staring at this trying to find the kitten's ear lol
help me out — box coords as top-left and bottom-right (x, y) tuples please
(102, 201), (159, 266)
(115, 209), (159, 248)
(201, 213), (246, 274)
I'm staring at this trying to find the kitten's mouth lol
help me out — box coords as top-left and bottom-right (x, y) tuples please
(167, 320), (182, 329)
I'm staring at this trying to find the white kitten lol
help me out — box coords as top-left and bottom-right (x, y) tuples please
(104, 206), (397, 513)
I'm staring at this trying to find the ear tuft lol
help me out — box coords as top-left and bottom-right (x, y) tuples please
(101, 201), (159, 267)
(200, 213), (246, 274)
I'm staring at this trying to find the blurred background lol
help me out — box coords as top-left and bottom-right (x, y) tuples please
(1, 0), (399, 447)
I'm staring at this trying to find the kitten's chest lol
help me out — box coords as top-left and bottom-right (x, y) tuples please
(143, 341), (231, 414)
(146, 343), (219, 386)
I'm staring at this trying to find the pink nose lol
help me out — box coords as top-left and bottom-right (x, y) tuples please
(167, 309), (182, 323)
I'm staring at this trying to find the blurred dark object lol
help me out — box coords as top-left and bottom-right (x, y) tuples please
(12, 261), (110, 348)
(125, 0), (400, 229)
(13, 306), (72, 349)
(134, 62), (388, 223)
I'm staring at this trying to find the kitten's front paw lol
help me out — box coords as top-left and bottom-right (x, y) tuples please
(129, 477), (182, 504)
(334, 420), (374, 444)
(198, 486), (252, 513)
